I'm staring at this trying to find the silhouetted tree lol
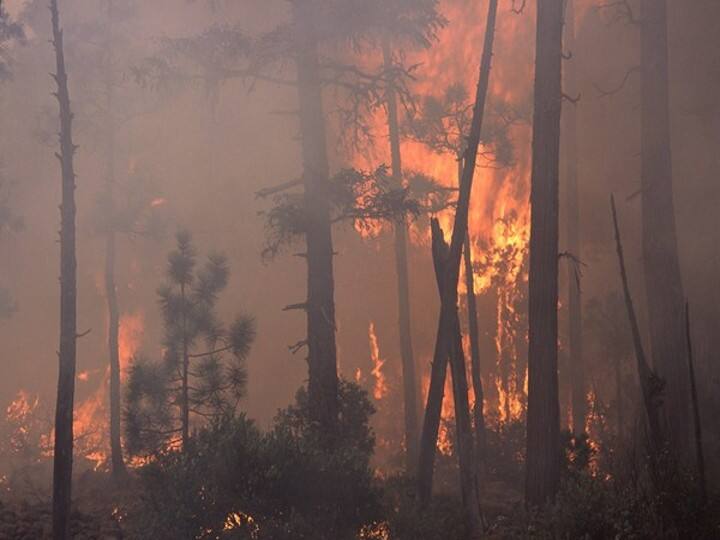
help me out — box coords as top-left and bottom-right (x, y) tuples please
(525, 0), (563, 508)
(125, 231), (255, 456)
(50, 0), (79, 537)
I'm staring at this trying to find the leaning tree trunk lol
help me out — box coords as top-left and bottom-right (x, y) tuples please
(640, 0), (688, 454)
(104, 0), (127, 480)
(294, 1), (339, 434)
(51, 0), (78, 537)
(563, 0), (586, 437)
(611, 196), (664, 457)
(525, 0), (563, 508)
(416, 0), (498, 525)
(383, 40), (420, 473)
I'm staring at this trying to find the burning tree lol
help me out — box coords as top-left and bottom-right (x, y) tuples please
(124, 231), (255, 456)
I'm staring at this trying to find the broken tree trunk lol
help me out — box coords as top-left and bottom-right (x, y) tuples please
(294, 1), (339, 434)
(640, 0), (689, 454)
(525, 0), (563, 507)
(51, 0), (78, 537)
(430, 220), (483, 538)
(417, 0), (498, 512)
(383, 39), (420, 474)
(562, 0), (586, 437)
(685, 303), (706, 503)
(611, 195), (664, 456)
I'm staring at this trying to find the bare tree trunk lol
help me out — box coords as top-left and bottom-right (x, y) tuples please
(181, 283), (190, 449)
(640, 0), (688, 454)
(383, 40), (420, 473)
(417, 0), (498, 510)
(429, 220), (482, 538)
(464, 232), (486, 481)
(611, 196), (664, 456)
(294, 1), (338, 434)
(685, 303), (706, 503)
(104, 0), (127, 480)
(51, 0), (78, 537)
(525, 0), (563, 508)
(563, 0), (586, 437)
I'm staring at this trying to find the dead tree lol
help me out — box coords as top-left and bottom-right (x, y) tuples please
(416, 1), (498, 530)
(685, 303), (706, 503)
(640, 0), (688, 453)
(382, 39), (420, 473)
(563, 0), (586, 437)
(525, 0), (563, 507)
(50, 0), (79, 537)
(293, 1), (339, 434)
(611, 195), (664, 456)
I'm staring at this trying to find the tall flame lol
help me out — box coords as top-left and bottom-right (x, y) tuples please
(368, 322), (388, 400)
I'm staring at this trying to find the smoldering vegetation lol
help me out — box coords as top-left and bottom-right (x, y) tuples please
(0, 0), (719, 538)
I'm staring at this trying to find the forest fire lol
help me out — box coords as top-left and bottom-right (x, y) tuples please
(368, 322), (388, 400)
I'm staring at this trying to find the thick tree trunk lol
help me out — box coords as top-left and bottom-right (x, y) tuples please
(104, 0), (127, 479)
(417, 0), (497, 508)
(383, 40), (420, 473)
(294, 2), (338, 434)
(525, 0), (563, 508)
(611, 196), (664, 456)
(464, 232), (486, 480)
(563, 0), (586, 437)
(51, 0), (78, 537)
(640, 0), (688, 453)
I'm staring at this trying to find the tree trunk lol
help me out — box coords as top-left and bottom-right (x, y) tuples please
(51, 0), (78, 537)
(416, 0), (498, 522)
(383, 40), (420, 474)
(464, 232), (486, 481)
(430, 220), (483, 538)
(181, 283), (190, 449)
(294, 1), (339, 434)
(640, 0), (688, 454)
(611, 196), (664, 456)
(562, 0), (586, 437)
(525, 0), (563, 508)
(104, 0), (127, 480)
(685, 303), (706, 503)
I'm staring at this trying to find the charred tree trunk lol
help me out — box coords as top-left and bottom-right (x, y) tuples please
(383, 40), (420, 473)
(563, 0), (586, 437)
(416, 0), (497, 526)
(430, 220), (483, 538)
(104, 0), (127, 480)
(640, 0), (688, 454)
(685, 303), (706, 503)
(294, 2), (338, 434)
(611, 196), (664, 456)
(181, 283), (190, 449)
(525, 0), (563, 508)
(464, 232), (486, 480)
(51, 0), (78, 537)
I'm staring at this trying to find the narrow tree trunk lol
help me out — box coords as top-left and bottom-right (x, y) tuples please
(383, 40), (420, 473)
(429, 220), (482, 538)
(640, 0), (688, 454)
(563, 0), (586, 437)
(104, 0), (127, 480)
(464, 232), (486, 481)
(51, 0), (78, 537)
(525, 0), (563, 508)
(181, 283), (190, 449)
(685, 303), (706, 503)
(611, 196), (664, 455)
(417, 0), (498, 509)
(294, 2), (338, 434)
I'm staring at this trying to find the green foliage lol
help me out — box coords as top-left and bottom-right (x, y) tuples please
(125, 230), (255, 456)
(124, 381), (382, 540)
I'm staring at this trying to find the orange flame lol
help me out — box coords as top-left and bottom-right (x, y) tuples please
(368, 322), (388, 400)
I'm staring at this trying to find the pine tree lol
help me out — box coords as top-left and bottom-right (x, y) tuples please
(125, 231), (255, 455)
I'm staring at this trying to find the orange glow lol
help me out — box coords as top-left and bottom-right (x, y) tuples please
(368, 322), (388, 400)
